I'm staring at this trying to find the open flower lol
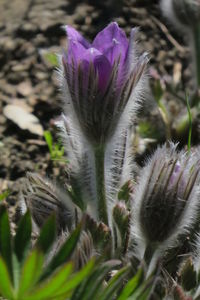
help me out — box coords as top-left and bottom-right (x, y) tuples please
(61, 22), (148, 144)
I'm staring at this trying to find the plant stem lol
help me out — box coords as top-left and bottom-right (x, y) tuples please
(193, 22), (200, 88)
(94, 146), (108, 225)
(144, 244), (155, 266)
(144, 243), (159, 278)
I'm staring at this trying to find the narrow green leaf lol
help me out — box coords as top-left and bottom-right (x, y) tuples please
(41, 225), (81, 280)
(14, 211), (32, 262)
(0, 206), (12, 279)
(118, 268), (144, 300)
(77, 266), (108, 300)
(126, 276), (153, 300)
(12, 253), (21, 292)
(17, 249), (44, 298)
(23, 263), (73, 300)
(44, 131), (53, 155)
(0, 256), (14, 299)
(186, 92), (192, 153)
(98, 266), (129, 300)
(52, 259), (95, 298)
(36, 214), (56, 253)
(72, 261), (118, 300)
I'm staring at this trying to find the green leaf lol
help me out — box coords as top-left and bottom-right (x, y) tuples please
(0, 190), (10, 202)
(44, 131), (53, 156)
(118, 268), (144, 300)
(41, 225), (81, 280)
(0, 256), (14, 299)
(71, 268), (103, 300)
(43, 52), (59, 67)
(126, 276), (153, 300)
(98, 266), (130, 300)
(138, 121), (160, 139)
(44, 131), (66, 161)
(118, 181), (131, 202)
(23, 262), (73, 300)
(17, 249), (44, 298)
(186, 92), (192, 153)
(14, 211), (32, 262)
(36, 214), (56, 254)
(52, 259), (95, 298)
(0, 206), (12, 278)
(152, 79), (164, 103)
(72, 260), (120, 300)
(12, 253), (21, 292)
(67, 178), (85, 211)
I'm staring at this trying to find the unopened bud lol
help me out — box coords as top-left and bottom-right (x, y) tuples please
(179, 257), (197, 291)
(133, 143), (200, 248)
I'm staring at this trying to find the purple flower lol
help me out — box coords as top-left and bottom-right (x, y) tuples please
(62, 22), (148, 144)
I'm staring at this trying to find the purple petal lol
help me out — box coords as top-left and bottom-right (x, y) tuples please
(125, 27), (138, 73)
(65, 25), (91, 49)
(92, 22), (129, 65)
(168, 161), (181, 188)
(81, 48), (112, 91)
(67, 40), (88, 65)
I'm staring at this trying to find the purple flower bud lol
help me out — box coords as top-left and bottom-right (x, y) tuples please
(61, 22), (148, 144)
(132, 143), (200, 248)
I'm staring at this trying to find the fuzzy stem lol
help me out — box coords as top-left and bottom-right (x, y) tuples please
(94, 146), (108, 225)
(193, 22), (200, 88)
(144, 243), (159, 278)
(144, 244), (155, 266)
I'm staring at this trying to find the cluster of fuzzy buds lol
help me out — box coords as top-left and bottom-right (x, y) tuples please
(21, 23), (200, 293)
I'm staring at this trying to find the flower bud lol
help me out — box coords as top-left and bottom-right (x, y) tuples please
(160, 0), (200, 30)
(132, 143), (200, 250)
(20, 173), (78, 233)
(113, 202), (130, 253)
(179, 257), (197, 291)
(172, 0), (200, 28)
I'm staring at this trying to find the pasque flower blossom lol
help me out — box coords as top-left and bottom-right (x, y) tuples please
(61, 22), (148, 144)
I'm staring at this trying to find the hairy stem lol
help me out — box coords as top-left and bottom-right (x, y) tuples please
(144, 244), (155, 266)
(144, 243), (159, 278)
(94, 146), (108, 225)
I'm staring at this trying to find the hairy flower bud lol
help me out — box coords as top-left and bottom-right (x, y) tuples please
(132, 143), (200, 252)
(173, 0), (200, 27)
(179, 257), (197, 291)
(160, 0), (200, 29)
(160, 0), (200, 90)
(20, 173), (79, 233)
(61, 22), (148, 144)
